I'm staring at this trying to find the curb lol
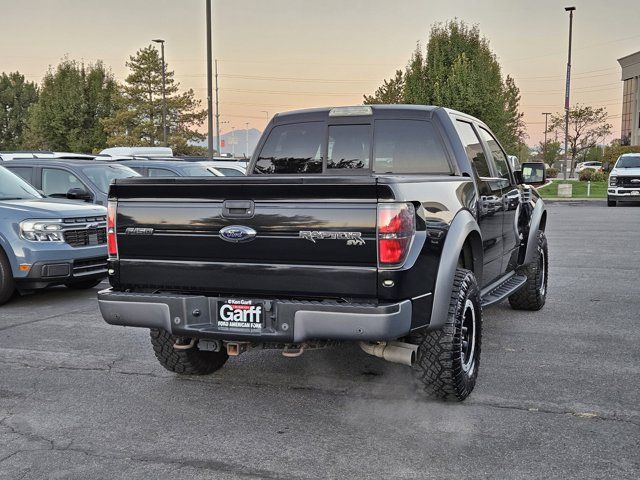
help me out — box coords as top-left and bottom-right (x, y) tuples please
(544, 198), (606, 204)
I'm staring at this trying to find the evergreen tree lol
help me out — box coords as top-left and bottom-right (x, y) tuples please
(24, 60), (117, 152)
(364, 20), (527, 153)
(0, 72), (38, 149)
(102, 45), (206, 154)
(363, 70), (404, 104)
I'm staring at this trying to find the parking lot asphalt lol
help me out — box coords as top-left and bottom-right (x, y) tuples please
(1, 203), (639, 479)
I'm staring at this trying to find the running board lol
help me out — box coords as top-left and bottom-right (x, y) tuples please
(480, 273), (527, 307)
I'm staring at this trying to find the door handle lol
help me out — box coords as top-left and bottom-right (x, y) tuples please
(222, 200), (254, 218)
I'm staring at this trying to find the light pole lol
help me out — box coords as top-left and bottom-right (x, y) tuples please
(206, 0), (214, 160)
(231, 127), (236, 157)
(152, 39), (167, 146)
(563, 6), (576, 180)
(245, 122), (249, 158)
(542, 112), (552, 161)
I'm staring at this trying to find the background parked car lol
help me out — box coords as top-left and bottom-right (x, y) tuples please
(575, 161), (603, 173)
(198, 161), (247, 176)
(117, 159), (220, 177)
(0, 151), (95, 161)
(0, 166), (108, 305)
(4, 159), (140, 206)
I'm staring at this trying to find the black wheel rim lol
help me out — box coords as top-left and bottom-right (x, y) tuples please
(538, 249), (546, 297)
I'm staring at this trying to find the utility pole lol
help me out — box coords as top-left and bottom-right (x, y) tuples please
(152, 39), (167, 146)
(542, 112), (552, 161)
(206, 0), (214, 160)
(215, 60), (221, 156)
(245, 122), (249, 158)
(232, 127), (237, 157)
(563, 6), (576, 180)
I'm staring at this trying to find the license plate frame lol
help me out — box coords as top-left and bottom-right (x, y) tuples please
(216, 299), (265, 330)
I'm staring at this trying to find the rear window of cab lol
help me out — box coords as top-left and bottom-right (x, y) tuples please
(253, 120), (451, 175)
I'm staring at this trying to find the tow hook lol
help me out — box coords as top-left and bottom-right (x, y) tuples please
(173, 338), (196, 350)
(225, 341), (251, 356)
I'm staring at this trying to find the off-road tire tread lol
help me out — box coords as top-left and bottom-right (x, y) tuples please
(508, 231), (548, 311)
(0, 249), (15, 306)
(412, 269), (482, 401)
(150, 329), (228, 375)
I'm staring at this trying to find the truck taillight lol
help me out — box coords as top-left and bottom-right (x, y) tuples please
(377, 203), (415, 267)
(107, 200), (117, 258)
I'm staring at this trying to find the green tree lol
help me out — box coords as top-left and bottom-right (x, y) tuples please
(547, 105), (612, 175)
(537, 140), (562, 167)
(602, 144), (640, 170)
(363, 70), (404, 104)
(24, 60), (118, 152)
(0, 72), (38, 149)
(363, 20), (526, 153)
(102, 45), (206, 155)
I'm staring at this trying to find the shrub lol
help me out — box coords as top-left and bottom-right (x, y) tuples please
(590, 171), (606, 182)
(578, 169), (593, 181)
(546, 167), (558, 178)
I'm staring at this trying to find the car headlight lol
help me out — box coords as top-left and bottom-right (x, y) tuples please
(609, 176), (617, 186)
(20, 219), (65, 242)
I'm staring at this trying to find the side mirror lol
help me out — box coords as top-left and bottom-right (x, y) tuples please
(66, 187), (93, 201)
(520, 162), (546, 186)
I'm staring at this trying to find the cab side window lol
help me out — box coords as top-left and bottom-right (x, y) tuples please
(148, 168), (178, 177)
(42, 168), (85, 197)
(478, 127), (511, 181)
(454, 120), (490, 178)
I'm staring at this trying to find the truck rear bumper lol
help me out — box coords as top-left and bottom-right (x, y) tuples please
(98, 289), (412, 343)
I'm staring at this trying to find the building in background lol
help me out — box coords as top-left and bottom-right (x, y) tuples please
(618, 51), (640, 146)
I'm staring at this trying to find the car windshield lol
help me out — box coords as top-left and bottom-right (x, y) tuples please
(0, 166), (42, 200)
(616, 155), (640, 168)
(178, 166), (216, 176)
(81, 165), (140, 193)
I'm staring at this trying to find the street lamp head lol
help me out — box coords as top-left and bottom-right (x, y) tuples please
(564, 6), (576, 11)
(152, 39), (165, 44)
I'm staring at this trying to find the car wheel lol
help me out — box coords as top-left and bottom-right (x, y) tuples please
(509, 231), (548, 311)
(412, 268), (482, 401)
(0, 249), (15, 306)
(607, 197), (616, 207)
(150, 329), (229, 375)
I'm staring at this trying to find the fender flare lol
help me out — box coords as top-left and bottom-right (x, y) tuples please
(429, 209), (482, 330)
(523, 199), (546, 265)
(0, 233), (18, 276)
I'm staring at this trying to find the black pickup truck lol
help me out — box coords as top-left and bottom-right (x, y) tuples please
(99, 105), (548, 401)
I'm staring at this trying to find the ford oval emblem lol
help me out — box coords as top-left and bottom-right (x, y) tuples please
(219, 225), (257, 243)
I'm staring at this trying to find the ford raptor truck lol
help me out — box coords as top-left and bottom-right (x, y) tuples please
(98, 105), (548, 401)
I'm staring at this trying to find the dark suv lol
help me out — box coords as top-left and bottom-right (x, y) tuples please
(4, 159), (139, 206)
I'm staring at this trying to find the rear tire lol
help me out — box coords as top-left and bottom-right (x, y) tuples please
(64, 279), (102, 290)
(412, 268), (482, 401)
(607, 197), (616, 207)
(509, 231), (548, 310)
(150, 329), (228, 375)
(0, 250), (15, 306)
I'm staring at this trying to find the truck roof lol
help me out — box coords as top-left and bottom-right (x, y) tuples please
(272, 105), (442, 123)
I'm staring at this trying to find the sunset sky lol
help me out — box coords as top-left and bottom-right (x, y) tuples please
(2, 0), (639, 145)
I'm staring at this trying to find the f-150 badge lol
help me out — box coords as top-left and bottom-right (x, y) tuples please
(299, 231), (365, 246)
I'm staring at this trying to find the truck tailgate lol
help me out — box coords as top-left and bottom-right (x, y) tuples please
(111, 177), (387, 298)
